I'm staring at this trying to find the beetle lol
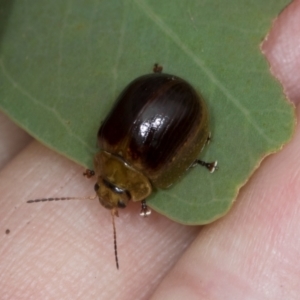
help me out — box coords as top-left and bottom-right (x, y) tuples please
(93, 64), (217, 219)
(28, 64), (217, 269)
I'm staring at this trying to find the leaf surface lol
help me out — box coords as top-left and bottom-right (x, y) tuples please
(0, 0), (295, 224)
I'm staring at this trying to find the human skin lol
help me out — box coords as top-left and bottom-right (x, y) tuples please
(1, 1), (300, 299)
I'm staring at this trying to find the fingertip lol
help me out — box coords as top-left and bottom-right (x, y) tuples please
(262, 0), (300, 105)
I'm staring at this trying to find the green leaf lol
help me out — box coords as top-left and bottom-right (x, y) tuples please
(0, 0), (295, 224)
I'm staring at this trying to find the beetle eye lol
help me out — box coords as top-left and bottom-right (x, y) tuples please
(117, 200), (126, 208)
(94, 183), (100, 191)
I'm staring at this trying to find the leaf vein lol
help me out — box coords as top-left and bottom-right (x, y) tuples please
(0, 58), (94, 152)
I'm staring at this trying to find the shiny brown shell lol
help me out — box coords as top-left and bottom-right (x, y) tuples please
(97, 72), (209, 189)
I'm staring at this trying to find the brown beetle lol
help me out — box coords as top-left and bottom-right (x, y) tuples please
(93, 64), (217, 219)
(28, 64), (217, 269)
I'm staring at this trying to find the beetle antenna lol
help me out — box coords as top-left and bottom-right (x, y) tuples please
(27, 196), (96, 203)
(111, 208), (119, 270)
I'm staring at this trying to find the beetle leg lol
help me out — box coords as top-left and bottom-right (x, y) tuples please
(206, 132), (212, 145)
(83, 169), (95, 178)
(140, 200), (152, 217)
(153, 63), (163, 73)
(192, 160), (218, 173)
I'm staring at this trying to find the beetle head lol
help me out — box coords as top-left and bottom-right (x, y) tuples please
(94, 177), (131, 210)
(94, 150), (152, 210)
